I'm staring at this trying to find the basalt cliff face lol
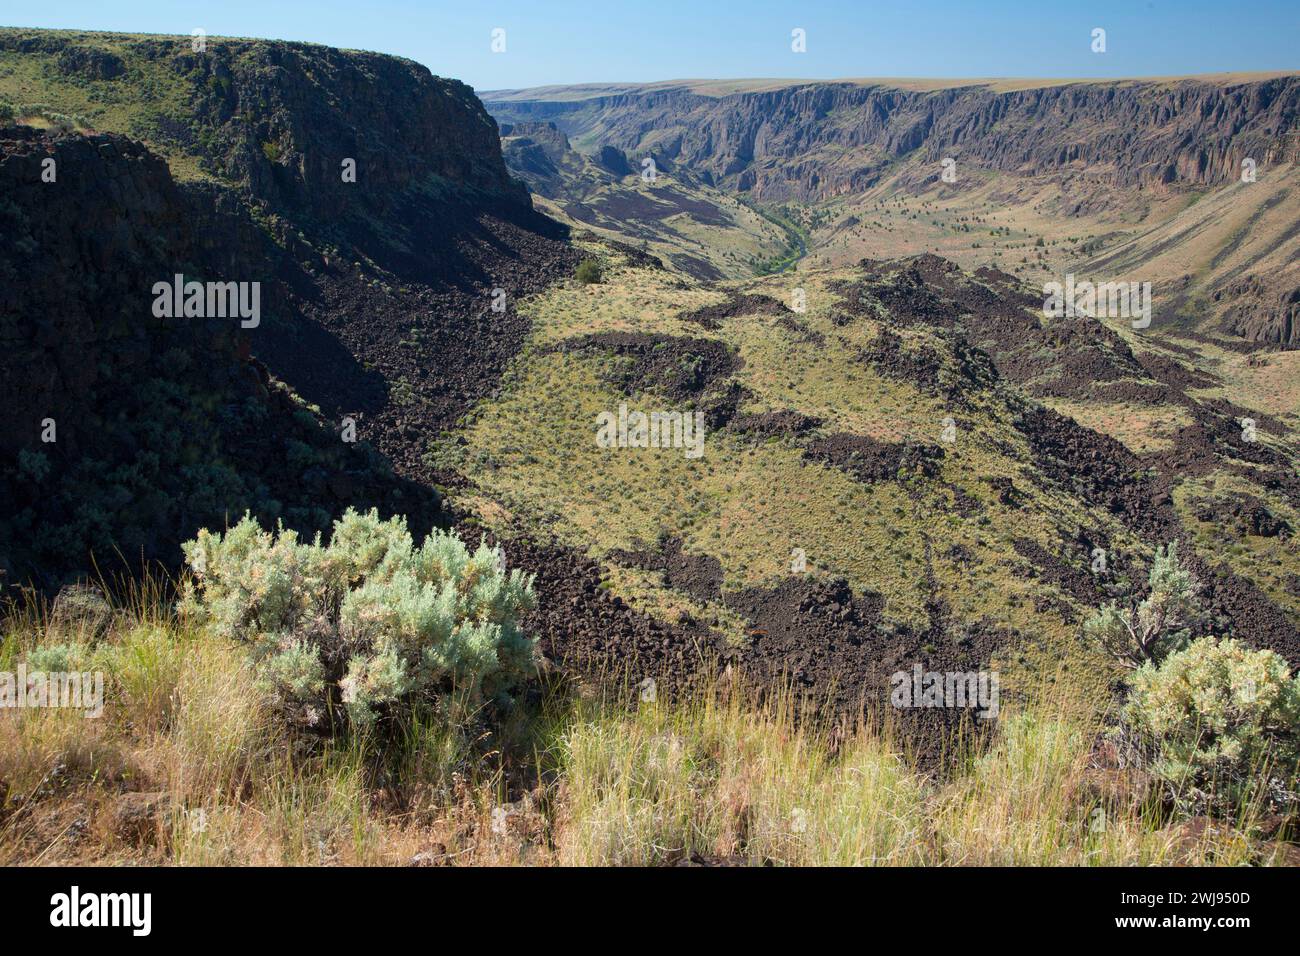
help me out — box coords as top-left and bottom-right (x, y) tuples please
(0, 31), (528, 213)
(485, 76), (1300, 348)
(484, 77), (1300, 202)
(0, 126), (439, 588)
(0, 31), (579, 587)
(1217, 275), (1300, 348)
(173, 38), (532, 225)
(498, 121), (597, 200)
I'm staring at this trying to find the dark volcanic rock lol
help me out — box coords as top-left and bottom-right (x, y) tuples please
(728, 408), (824, 440)
(679, 292), (790, 330)
(835, 256), (1145, 403)
(498, 121), (583, 199)
(728, 575), (1008, 767)
(0, 127), (443, 588)
(166, 38), (530, 220)
(481, 532), (724, 704)
(1193, 493), (1291, 539)
(1216, 274), (1300, 349)
(608, 535), (724, 603)
(552, 331), (741, 400)
(1014, 405), (1171, 539)
(1012, 537), (1105, 614)
(596, 144), (632, 176)
(54, 46), (125, 80)
(803, 433), (945, 483)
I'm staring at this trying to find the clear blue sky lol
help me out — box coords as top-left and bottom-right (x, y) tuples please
(4, 0), (1297, 90)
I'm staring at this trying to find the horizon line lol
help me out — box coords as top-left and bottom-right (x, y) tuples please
(3, 26), (1296, 92)
(478, 71), (1300, 95)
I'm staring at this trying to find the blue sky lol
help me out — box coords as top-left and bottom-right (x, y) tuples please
(3, 0), (1297, 90)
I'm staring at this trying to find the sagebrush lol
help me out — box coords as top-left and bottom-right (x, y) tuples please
(1122, 636), (1300, 818)
(179, 508), (536, 731)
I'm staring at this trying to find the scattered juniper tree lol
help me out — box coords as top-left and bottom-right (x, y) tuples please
(575, 259), (603, 285)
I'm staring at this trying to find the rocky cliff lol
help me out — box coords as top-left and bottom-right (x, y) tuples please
(1216, 275), (1300, 348)
(177, 38), (528, 218)
(1, 30), (527, 210)
(485, 76), (1300, 202)
(0, 126), (440, 588)
(498, 121), (598, 200)
(0, 30), (580, 587)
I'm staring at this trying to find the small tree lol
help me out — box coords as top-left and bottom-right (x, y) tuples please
(1084, 542), (1204, 668)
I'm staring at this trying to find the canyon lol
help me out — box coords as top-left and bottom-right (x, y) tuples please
(483, 75), (1300, 347)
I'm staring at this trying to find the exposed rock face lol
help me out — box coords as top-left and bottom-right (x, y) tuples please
(485, 77), (1300, 202)
(168, 38), (526, 217)
(0, 127), (440, 588)
(0, 32), (530, 214)
(596, 144), (632, 176)
(0, 35), (581, 588)
(0, 128), (231, 460)
(54, 45), (125, 80)
(1216, 275), (1300, 347)
(498, 121), (588, 199)
(500, 120), (573, 159)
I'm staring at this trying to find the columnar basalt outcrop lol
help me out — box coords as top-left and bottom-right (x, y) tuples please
(486, 77), (1300, 202)
(0, 33), (581, 587)
(0, 127), (440, 588)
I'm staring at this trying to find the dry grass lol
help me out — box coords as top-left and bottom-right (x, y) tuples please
(0, 583), (1286, 866)
(551, 682), (1267, 866)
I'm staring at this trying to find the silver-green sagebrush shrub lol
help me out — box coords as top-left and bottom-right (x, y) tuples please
(1122, 637), (1300, 817)
(1084, 542), (1205, 668)
(179, 508), (536, 730)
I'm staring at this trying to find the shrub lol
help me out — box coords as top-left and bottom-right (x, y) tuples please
(1084, 542), (1205, 668)
(17, 449), (50, 484)
(1121, 637), (1300, 817)
(25, 642), (85, 673)
(178, 508), (536, 731)
(575, 259), (603, 285)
